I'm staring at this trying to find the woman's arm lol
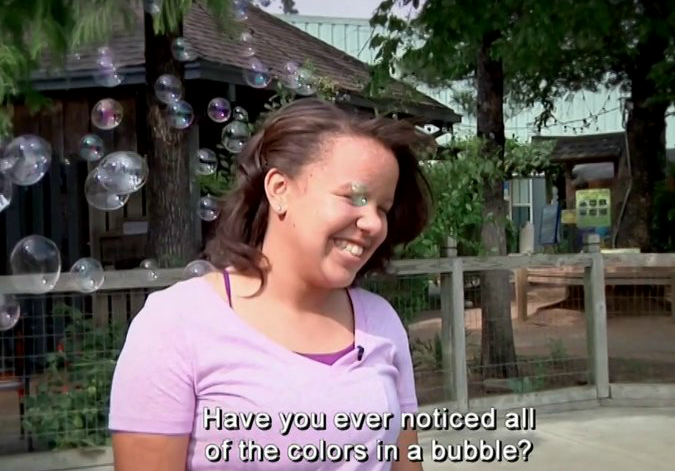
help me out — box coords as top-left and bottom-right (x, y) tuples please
(113, 433), (190, 471)
(392, 429), (424, 471)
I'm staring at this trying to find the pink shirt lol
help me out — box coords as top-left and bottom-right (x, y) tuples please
(108, 276), (418, 470)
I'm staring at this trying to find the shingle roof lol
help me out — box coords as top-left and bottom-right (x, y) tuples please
(533, 132), (625, 164)
(36, 3), (460, 125)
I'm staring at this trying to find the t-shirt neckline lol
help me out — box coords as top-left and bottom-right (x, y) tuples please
(196, 275), (366, 372)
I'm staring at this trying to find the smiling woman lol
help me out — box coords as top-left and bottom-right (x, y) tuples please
(109, 98), (434, 471)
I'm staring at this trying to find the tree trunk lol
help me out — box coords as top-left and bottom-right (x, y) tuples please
(476, 32), (518, 378)
(144, 13), (198, 267)
(616, 17), (669, 251)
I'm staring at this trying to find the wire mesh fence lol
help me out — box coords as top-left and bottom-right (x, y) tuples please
(0, 253), (673, 456)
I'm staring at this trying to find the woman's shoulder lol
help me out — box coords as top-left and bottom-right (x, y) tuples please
(350, 286), (406, 335)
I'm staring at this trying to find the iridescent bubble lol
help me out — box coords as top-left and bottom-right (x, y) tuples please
(171, 37), (197, 62)
(0, 172), (11, 213)
(10, 235), (61, 294)
(140, 258), (159, 280)
(154, 74), (182, 105)
(91, 98), (123, 130)
(69, 257), (105, 293)
(240, 45), (256, 58)
(232, 106), (249, 122)
(0, 294), (20, 332)
(284, 61), (299, 75)
(207, 97), (231, 123)
(195, 149), (217, 176)
(98, 151), (148, 194)
(166, 100), (194, 129)
(84, 168), (130, 211)
(0, 135), (52, 186)
(79, 134), (104, 162)
(294, 68), (317, 96)
(143, 0), (162, 16)
(197, 196), (220, 222)
(233, 4), (248, 22)
(243, 58), (272, 89)
(240, 29), (254, 43)
(183, 259), (216, 279)
(94, 46), (123, 87)
(222, 121), (250, 153)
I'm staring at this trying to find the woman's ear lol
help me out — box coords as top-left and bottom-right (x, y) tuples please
(264, 168), (289, 214)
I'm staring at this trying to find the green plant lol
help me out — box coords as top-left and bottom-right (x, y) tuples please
(22, 304), (128, 449)
(360, 275), (431, 326)
(507, 361), (548, 394)
(548, 337), (568, 362)
(410, 333), (443, 371)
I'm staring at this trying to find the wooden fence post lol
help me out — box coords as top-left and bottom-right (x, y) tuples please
(440, 236), (469, 411)
(583, 233), (610, 399)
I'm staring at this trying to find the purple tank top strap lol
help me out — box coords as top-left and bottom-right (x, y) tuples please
(223, 270), (232, 308)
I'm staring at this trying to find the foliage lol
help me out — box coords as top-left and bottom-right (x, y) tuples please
(507, 361), (548, 394)
(397, 137), (556, 258)
(359, 275), (431, 327)
(651, 163), (675, 252)
(22, 304), (127, 450)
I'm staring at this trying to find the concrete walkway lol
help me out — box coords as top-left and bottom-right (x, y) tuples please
(420, 406), (675, 470)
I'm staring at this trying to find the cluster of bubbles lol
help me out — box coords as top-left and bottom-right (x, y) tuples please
(0, 134), (53, 213)
(234, 1), (317, 95)
(0, 232), (218, 332)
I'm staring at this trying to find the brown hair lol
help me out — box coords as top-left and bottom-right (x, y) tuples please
(204, 98), (433, 289)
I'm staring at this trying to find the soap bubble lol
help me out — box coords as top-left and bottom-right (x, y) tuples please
(0, 172), (11, 213)
(243, 58), (272, 89)
(10, 235), (61, 294)
(233, 4), (248, 22)
(240, 45), (256, 58)
(97, 151), (148, 194)
(85, 168), (130, 211)
(143, 0), (162, 15)
(284, 61), (299, 75)
(94, 46), (124, 87)
(166, 100), (194, 129)
(91, 98), (123, 130)
(207, 97), (231, 123)
(0, 294), (20, 332)
(259, 0), (271, 6)
(195, 149), (217, 176)
(293, 68), (317, 96)
(197, 196), (220, 221)
(154, 74), (182, 104)
(0, 134), (52, 186)
(70, 257), (105, 293)
(240, 29), (254, 43)
(171, 37), (197, 62)
(79, 134), (105, 162)
(184, 259), (217, 278)
(232, 106), (249, 122)
(140, 258), (159, 280)
(222, 121), (250, 153)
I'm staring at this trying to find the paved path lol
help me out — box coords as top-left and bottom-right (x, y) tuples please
(419, 406), (675, 470)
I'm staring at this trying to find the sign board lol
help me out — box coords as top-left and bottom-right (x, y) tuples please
(576, 188), (611, 228)
(561, 209), (576, 225)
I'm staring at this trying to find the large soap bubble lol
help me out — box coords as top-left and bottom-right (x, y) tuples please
(69, 258), (105, 293)
(171, 37), (197, 62)
(197, 196), (220, 221)
(243, 58), (272, 89)
(10, 235), (61, 294)
(184, 259), (217, 279)
(91, 98), (124, 130)
(154, 74), (182, 105)
(207, 98), (231, 123)
(97, 151), (148, 194)
(85, 168), (130, 211)
(0, 294), (20, 332)
(140, 258), (159, 281)
(0, 135), (52, 186)
(166, 100), (194, 129)
(79, 134), (105, 162)
(0, 172), (12, 213)
(195, 149), (217, 176)
(232, 106), (249, 122)
(222, 121), (250, 154)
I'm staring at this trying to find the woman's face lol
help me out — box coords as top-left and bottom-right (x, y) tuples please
(268, 134), (399, 288)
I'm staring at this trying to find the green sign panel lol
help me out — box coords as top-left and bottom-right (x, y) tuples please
(576, 189), (611, 228)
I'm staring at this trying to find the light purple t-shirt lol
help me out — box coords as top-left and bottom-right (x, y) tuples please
(108, 276), (418, 470)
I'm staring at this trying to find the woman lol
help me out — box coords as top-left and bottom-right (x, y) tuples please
(109, 98), (433, 470)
